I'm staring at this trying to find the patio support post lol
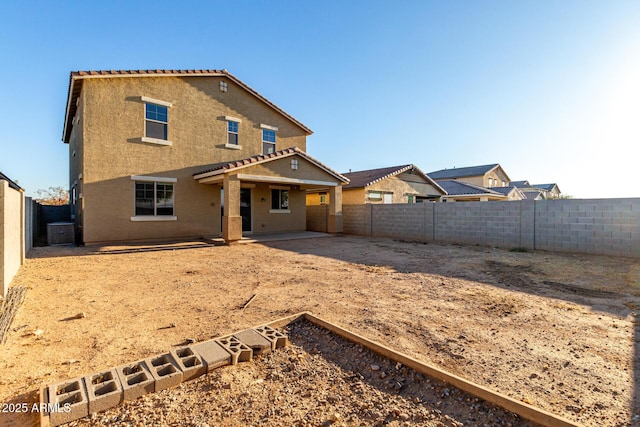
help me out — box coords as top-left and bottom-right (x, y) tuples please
(327, 185), (343, 233)
(222, 174), (242, 243)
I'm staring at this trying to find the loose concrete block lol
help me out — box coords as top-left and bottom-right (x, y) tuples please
(192, 340), (233, 372)
(234, 329), (273, 355)
(116, 361), (155, 401)
(146, 353), (183, 392)
(84, 368), (123, 414)
(39, 385), (50, 427)
(254, 325), (289, 350)
(170, 346), (207, 381)
(47, 377), (89, 426)
(216, 335), (253, 364)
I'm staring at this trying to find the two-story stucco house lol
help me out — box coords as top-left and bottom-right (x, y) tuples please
(62, 69), (348, 244)
(427, 164), (512, 189)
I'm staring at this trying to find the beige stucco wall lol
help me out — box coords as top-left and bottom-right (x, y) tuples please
(367, 174), (441, 203)
(1, 180), (24, 297)
(73, 76), (313, 243)
(312, 173), (442, 206)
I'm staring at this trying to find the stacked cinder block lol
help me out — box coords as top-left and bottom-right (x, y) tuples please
(40, 325), (288, 426)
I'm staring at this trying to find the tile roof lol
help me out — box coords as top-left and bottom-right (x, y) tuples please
(63, 69), (312, 143)
(341, 165), (446, 194)
(438, 180), (504, 197)
(488, 186), (515, 195)
(532, 183), (557, 191)
(523, 191), (543, 200)
(0, 171), (22, 191)
(427, 163), (500, 180)
(193, 147), (349, 183)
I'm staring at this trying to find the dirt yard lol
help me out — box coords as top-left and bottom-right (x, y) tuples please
(0, 235), (638, 426)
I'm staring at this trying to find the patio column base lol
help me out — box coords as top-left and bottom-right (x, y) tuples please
(222, 215), (242, 243)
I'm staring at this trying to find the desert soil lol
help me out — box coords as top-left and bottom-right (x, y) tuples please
(0, 235), (638, 426)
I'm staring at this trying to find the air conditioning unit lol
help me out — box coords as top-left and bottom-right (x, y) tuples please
(47, 222), (75, 246)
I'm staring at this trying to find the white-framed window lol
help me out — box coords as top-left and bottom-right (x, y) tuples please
(368, 191), (382, 200)
(227, 120), (239, 145)
(261, 125), (277, 154)
(271, 189), (289, 211)
(132, 177), (176, 220)
(319, 193), (327, 204)
(141, 96), (172, 145)
(407, 195), (414, 204)
(383, 193), (393, 204)
(291, 158), (298, 170)
(220, 81), (228, 92)
(502, 180), (506, 187)
(488, 178), (493, 187)
(145, 103), (168, 140)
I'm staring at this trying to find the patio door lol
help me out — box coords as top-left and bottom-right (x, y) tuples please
(219, 188), (252, 233)
(240, 188), (252, 233)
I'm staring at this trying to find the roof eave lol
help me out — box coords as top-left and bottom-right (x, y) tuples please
(62, 69), (313, 138)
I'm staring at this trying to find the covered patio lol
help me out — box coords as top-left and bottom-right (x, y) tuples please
(193, 147), (349, 243)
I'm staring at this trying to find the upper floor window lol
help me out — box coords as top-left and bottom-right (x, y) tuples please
(145, 103), (168, 140)
(140, 96), (172, 145)
(262, 129), (276, 154)
(228, 121), (239, 145)
(261, 123), (278, 154)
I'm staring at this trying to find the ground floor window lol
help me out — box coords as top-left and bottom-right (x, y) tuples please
(271, 189), (289, 210)
(135, 182), (174, 216)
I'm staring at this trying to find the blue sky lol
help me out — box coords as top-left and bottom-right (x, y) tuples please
(1, 1), (638, 198)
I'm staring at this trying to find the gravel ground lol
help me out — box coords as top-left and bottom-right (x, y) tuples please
(71, 320), (535, 427)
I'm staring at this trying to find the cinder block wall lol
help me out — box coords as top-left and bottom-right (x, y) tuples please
(534, 199), (640, 257)
(435, 201), (523, 248)
(341, 198), (640, 258)
(343, 205), (371, 236)
(306, 205), (328, 232)
(1, 180), (25, 297)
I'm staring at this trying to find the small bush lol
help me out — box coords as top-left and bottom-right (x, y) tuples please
(509, 247), (529, 253)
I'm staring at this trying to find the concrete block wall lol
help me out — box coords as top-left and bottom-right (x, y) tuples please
(341, 198), (640, 258)
(534, 198), (640, 257)
(306, 205), (328, 232)
(343, 204), (371, 236)
(372, 204), (428, 241)
(435, 201), (522, 248)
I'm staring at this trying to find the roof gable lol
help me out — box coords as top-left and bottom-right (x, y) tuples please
(428, 163), (500, 180)
(63, 69), (312, 143)
(342, 164), (445, 194)
(193, 147), (348, 183)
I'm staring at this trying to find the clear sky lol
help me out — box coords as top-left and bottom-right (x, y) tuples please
(1, 0), (639, 198)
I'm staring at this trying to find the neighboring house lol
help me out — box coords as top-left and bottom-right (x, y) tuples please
(62, 69), (348, 244)
(522, 190), (544, 200)
(438, 180), (509, 202)
(533, 183), (562, 199)
(427, 163), (511, 188)
(488, 186), (525, 201)
(510, 180), (562, 199)
(307, 164), (445, 205)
